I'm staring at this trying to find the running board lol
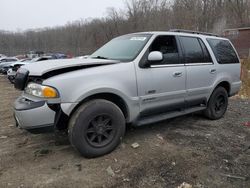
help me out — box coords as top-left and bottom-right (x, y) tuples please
(136, 106), (206, 126)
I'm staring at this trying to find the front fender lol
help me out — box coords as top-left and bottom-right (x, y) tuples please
(60, 88), (140, 123)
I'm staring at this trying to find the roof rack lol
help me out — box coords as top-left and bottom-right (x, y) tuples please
(169, 29), (218, 37)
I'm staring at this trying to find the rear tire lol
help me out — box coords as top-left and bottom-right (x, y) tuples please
(204, 87), (228, 120)
(68, 99), (125, 158)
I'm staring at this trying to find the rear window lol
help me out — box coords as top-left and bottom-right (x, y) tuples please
(207, 39), (239, 64)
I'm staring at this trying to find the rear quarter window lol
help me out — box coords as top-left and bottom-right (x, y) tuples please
(207, 39), (239, 64)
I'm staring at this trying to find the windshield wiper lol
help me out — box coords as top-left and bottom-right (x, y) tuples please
(91, 56), (109, 60)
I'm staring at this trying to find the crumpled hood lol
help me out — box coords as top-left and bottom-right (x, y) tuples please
(22, 58), (120, 76)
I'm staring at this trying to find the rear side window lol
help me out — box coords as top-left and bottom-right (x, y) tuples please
(198, 39), (212, 62)
(180, 37), (211, 63)
(207, 39), (239, 64)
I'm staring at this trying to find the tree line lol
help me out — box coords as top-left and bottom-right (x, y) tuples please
(0, 0), (249, 56)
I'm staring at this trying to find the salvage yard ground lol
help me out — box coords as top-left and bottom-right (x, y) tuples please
(0, 75), (250, 188)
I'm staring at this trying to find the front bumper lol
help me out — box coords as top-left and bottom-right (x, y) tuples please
(14, 97), (56, 131)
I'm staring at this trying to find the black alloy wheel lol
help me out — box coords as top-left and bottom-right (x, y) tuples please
(214, 94), (226, 114)
(68, 99), (125, 158)
(86, 114), (115, 147)
(204, 86), (228, 120)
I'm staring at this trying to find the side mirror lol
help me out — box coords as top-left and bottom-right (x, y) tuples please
(148, 51), (163, 62)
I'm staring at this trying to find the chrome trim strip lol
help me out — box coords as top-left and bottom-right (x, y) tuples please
(150, 64), (185, 68)
(150, 62), (213, 68)
(185, 62), (213, 66)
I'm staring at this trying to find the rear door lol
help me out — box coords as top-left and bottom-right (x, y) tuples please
(179, 36), (216, 108)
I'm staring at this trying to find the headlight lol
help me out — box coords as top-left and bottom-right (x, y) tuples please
(25, 83), (59, 98)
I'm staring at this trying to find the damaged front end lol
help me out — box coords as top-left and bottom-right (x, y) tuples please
(14, 68), (69, 133)
(13, 59), (120, 133)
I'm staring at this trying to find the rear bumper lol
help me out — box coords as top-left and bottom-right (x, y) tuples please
(14, 97), (56, 131)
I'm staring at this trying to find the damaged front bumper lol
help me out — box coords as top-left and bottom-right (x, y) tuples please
(14, 97), (56, 132)
(14, 95), (70, 133)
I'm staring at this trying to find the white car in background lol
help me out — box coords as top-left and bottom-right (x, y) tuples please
(0, 57), (19, 74)
(0, 57), (18, 64)
(7, 56), (54, 83)
(7, 59), (31, 82)
(0, 54), (6, 58)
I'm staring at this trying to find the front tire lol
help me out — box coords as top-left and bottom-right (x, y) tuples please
(204, 87), (228, 120)
(68, 99), (125, 158)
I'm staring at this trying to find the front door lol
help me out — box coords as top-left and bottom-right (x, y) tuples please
(136, 35), (186, 117)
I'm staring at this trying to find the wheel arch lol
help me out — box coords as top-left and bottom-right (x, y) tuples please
(214, 81), (231, 95)
(69, 92), (130, 122)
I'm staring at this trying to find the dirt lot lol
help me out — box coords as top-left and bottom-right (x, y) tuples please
(0, 75), (250, 188)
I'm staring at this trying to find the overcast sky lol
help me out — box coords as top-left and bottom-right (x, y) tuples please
(0, 0), (125, 31)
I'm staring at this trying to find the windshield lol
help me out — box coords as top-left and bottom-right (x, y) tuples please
(90, 34), (152, 62)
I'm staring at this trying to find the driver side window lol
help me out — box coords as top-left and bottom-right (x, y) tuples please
(149, 36), (180, 65)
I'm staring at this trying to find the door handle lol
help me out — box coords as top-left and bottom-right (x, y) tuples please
(210, 69), (216, 74)
(173, 72), (182, 77)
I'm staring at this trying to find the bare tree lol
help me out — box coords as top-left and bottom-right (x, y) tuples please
(0, 0), (249, 56)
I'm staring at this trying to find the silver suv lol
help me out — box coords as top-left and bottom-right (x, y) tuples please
(14, 30), (241, 157)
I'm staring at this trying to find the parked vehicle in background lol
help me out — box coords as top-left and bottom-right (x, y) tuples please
(6, 59), (32, 83)
(52, 53), (69, 59)
(0, 58), (29, 75)
(14, 30), (241, 158)
(2, 54), (67, 76)
(0, 57), (18, 74)
(27, 51), (44, 59)
(0, 57), (18, 64)
(15, 55), (28, 60)
(0, 54), (6, 58)
(7, 56), (54, 83)
(30, 56), (54, 62)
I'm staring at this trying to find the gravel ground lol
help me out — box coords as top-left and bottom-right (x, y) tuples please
(0, 75), (250, 188)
